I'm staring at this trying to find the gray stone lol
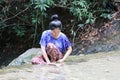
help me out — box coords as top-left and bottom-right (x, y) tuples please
(8, 48), (42, 66)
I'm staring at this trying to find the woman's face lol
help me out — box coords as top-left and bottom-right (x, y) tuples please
(51, 28), (61, 38)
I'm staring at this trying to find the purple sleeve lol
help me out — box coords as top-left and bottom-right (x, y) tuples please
(63, 35), (71, 50)
(39, 31), (47, 47)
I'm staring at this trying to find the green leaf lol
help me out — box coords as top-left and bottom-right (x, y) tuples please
(78, 24), (84, 28)
(100, 13), (110, 19)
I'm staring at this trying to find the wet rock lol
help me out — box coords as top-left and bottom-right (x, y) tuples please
(85, 44), (120, 54)
(8, 48), (41, 66)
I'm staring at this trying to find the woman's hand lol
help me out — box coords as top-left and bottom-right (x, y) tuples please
(57, 46), (72, 63)
(46, 61), (52, 64)
(57, 58), (65, 63)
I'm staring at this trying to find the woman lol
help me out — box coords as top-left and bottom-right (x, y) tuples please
(32, 14), (72, 64)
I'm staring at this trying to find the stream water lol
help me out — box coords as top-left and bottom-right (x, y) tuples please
(0, 50), (120, 80)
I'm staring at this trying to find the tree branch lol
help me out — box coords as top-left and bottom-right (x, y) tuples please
(8, 11), (31, 25)
(3, 4), (33, 22)
(0, 24), (34, 29)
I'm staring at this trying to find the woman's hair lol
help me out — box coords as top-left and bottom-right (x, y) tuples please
(49, 14), (62, 30)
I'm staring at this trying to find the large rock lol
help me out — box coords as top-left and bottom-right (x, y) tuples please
(8, 48), (42, 66)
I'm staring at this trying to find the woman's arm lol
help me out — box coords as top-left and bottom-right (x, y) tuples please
(41, 45), (51, 64)
(58, 46), (72, 62)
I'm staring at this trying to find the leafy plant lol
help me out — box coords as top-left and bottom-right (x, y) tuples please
(30, 0), (54, 46)
(32, 0), (53, 18)
(0, 22), (6, 29)
(70, 0), (95, 24)
(100, 13), (112, 19)
(12, 25), (26, 37)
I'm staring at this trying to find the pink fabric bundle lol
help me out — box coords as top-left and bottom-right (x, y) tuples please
(31, 43), (63, 64)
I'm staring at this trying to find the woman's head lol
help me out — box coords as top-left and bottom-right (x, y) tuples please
(49, 14), (62, 30)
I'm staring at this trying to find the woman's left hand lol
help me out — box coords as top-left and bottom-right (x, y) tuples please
(57, 58), (65, 63)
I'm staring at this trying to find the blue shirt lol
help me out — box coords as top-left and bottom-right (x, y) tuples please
(39, 30), (71, 53)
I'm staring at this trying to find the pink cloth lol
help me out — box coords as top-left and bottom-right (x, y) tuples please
(31, 55), (46, 64)
(31, 43), (63, 64)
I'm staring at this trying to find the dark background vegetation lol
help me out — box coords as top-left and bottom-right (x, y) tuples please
(0, 0), (119, 67)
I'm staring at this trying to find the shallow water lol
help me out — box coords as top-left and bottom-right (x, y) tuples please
(0, 50), (120, 80)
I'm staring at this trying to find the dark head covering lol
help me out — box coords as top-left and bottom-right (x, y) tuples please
(49, 14), (62, 30)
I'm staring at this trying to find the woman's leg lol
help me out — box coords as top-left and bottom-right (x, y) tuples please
(31, 43), (63, 64)
(47, 43), (63, 62)
(31, 55), (46, 64)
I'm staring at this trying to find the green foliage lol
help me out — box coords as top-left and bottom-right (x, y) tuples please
(85, 13), (94, 24)
(34, 0), (52, 10)
(32, 17), (40, 24)
(0, 0), (113, 48)
(70, 0), (95, 24)
(32, 0), (53, 15)
(0, 0), (3, 3)
(78, 24), (84, 28)
(12, 25), (26, 37)
(31, 0), (54, 31)
(30, 0), (54, 46)
(0, 22), (6, 29)
(59, 0), (68, 6)
(100, 13), (112, 19)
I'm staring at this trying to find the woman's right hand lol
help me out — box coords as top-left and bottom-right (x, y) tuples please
(47, 61), (52, 64)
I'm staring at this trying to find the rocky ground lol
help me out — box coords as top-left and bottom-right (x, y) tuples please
(0, 49), (120, 80)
